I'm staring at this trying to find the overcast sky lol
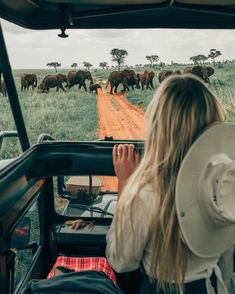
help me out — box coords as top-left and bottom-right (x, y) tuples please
(1, 19), (235, 69)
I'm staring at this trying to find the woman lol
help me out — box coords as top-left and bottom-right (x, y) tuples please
(106, 74), (231, 293)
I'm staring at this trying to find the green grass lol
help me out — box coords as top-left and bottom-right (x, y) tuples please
(0, 69), (98, 159)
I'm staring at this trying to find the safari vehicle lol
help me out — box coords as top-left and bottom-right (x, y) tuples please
(0, 1), (235, 294)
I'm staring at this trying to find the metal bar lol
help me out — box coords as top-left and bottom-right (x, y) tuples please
(0, 130), (18, 151)
(172, 2), (235, 16)
(69, 2), (235, 21)
(0, 22), (30, 151)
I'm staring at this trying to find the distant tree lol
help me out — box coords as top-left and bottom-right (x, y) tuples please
(46, 62), (61, 72)
(99, 62), (108, 69)
(146, 55), (159, 68)
(208, 49), (222, 66)
(190, 56), (200, 64)
(83, 62), (93, 70)
(71, 63), (78, 70)
(197, 55), (208, 64)
(190, 54), (208, 64)
(110, 48), (128, 71)
(159, 61), (165, 68)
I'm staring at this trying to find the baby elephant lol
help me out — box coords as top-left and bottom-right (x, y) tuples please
(89, 83), (102, 94)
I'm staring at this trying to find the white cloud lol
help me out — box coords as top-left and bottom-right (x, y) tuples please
(1, 19), (235, 69)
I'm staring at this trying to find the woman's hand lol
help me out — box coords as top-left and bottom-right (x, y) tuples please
(113, 144), (140, 194)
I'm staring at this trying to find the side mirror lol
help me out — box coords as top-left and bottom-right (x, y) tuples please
(10, 216), (30, 249)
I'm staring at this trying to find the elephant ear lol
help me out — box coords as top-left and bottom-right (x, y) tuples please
(207, 67), (215, 77)
(192, 65), (202, 76)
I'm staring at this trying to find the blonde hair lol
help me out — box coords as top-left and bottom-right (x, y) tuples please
(115, 74), (226, 292)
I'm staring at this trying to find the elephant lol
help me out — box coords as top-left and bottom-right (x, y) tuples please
(158, 69), (182, 83)
(21, 74), (37, 91)
(107, 69), (139, 94)
(38, 74), (68, 93)
(137, 70), (155, 90)
(67, 70), (93, 91)
(183, 65), (214, 83)
(0, 80), (7, 96)
(89, 82), (102, 94)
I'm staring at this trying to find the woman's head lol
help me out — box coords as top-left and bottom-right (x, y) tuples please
(116, 74), (226, 291)
(144, 74), (226, 170)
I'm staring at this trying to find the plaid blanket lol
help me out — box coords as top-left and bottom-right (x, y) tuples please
(47, 256), (117, 285)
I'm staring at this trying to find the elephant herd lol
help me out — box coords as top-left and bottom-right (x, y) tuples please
(107, 69), (155, 95)
(20, 71), (94, 93)
(107, 65), (214, 95)
(0, 65), (215, 97)
(158, 65), (214, 84)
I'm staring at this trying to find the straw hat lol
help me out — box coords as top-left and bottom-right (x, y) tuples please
(175, 123), (235, 258)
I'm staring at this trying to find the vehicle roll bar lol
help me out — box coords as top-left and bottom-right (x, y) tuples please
(0, 22), (30, 151)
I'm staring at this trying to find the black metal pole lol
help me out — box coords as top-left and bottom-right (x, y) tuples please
(0, 21), (30, 151)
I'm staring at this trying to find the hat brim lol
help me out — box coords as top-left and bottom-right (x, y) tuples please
(176, 123), (235, 258)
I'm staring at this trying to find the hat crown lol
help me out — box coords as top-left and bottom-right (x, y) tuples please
(199, 153), (235, 226)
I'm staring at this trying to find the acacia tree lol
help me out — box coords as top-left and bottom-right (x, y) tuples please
(190, 55), (199, 64)
(83, 62), (93, 70)
(208, 49), (222, 66)
(146, 55), (159, 68)
(110, 48), (128, 71)
(99, 62), (108, 69)
(46, 62), (61, 72)
(198, 54), (208, 64)
(190, 54), (208, 64)
(71, 63), (78, 70)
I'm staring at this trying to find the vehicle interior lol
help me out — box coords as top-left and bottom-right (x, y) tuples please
(0, 1), (235, 294)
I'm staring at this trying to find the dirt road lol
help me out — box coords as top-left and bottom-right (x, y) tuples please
(97, 88), (144, 191)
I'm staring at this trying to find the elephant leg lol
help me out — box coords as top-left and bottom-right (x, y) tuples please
(122, 80), (128, 92)
(110, 85), (114, 95)
(83, 83), (87, 92)
(114, 85), (118, 93)
(60, 84), (65, 92)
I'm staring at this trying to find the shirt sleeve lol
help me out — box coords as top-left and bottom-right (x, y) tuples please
(106, 186), (155, 273)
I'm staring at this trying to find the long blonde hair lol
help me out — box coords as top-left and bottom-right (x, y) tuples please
(115, 74), (226, 292)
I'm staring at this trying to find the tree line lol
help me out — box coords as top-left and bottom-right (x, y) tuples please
(46, 48), (223, 72)
(189, 49), (221, 66)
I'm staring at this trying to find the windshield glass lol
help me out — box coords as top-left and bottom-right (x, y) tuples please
(1, 20), (235, 151)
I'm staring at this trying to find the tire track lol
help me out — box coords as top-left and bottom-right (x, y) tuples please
(96, 88), (144, 191)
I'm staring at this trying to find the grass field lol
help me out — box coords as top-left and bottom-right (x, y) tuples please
(0, 69), (98, 158)
(0, 64), (235, 159)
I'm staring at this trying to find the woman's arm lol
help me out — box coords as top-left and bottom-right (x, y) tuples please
(106, 188), (153, 273)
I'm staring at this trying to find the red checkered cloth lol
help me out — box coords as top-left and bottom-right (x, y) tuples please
(47, 256), (117, 285)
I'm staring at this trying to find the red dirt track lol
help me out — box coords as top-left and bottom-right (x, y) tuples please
(96, 88), (144, 191)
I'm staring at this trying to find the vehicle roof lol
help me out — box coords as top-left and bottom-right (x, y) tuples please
(0, 0), (235, 30)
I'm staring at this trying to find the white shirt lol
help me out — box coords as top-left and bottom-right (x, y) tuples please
(106, 185), (230, 294)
